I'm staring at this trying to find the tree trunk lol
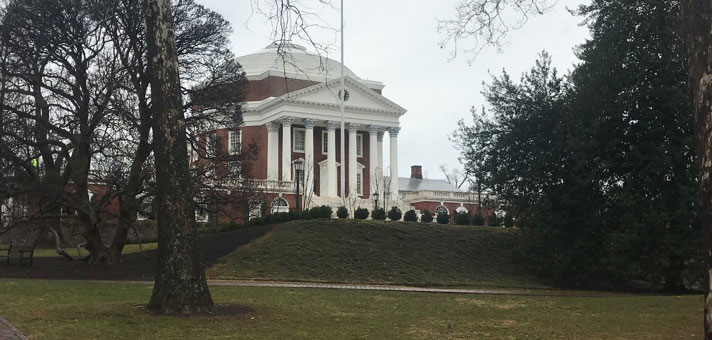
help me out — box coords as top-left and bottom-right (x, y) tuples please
(144, 0), (213, 314)
(680, 1), (712, 338)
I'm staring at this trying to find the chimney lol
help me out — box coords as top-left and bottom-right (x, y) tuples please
(411, 165), (423, 179)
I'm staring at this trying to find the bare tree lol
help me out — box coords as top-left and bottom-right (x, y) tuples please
(438, 0), (555, 63)
(439, 164), (469, 189)
(144, 0), (213, 314)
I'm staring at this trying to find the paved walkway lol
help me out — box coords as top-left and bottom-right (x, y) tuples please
(0, 316), (26, 340)
(83, 279), (614, 297)
(205, 280), (606, 297)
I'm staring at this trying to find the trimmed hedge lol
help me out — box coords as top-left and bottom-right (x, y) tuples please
(421, 210), (434, 223)
(455, 211), (470, 225)
(472, 214), (485, 226)
(308, 205), (333, 219)
(436, 212), (450, 224)
(337, 206), (349, 219)
(354, 207), (369, 219)
(487, 212), (500, 227)
(403, 209), (418, 222)
(387, 206), (402, 221)
(371, 207), (386, 220)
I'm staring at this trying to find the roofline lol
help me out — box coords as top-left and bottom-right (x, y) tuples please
(244, 70), (386, 91)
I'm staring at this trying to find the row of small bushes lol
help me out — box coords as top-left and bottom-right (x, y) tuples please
(249, 205), (334, 225)
(333, 206), (471, 225)
(452, 211), (513, 227)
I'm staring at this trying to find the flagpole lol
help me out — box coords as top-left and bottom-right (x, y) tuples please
(339, 0), (345, 202)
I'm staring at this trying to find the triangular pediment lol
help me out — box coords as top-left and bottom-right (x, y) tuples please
(281, 77), (406, 115)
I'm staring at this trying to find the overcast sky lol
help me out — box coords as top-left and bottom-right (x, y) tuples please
(195, 0), (590, 182)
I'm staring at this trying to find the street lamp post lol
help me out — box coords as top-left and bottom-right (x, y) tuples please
(373, 192), (379, 211)
(294, 159), (305, 212)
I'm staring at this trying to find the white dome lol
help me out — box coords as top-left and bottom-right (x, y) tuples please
(236, 42), (361, 82)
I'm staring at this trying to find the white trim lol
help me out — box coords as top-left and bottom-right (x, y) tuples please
(356, 134), (363, 158)
(435, 205), (449, 215)
(271, 197), (289, 213)
(292, 127), (306, 153)
(321, 130), (329, 155)
(228, 130), (242, 155)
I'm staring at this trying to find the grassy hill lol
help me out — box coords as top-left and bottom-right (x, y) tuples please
(208, 219), (547, 289)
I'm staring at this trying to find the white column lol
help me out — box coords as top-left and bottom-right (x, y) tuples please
(347, 123), (360, 197)
(377, 131), (384, 176)
(327, 121), (339, 197)
(267, 121), (279, 180)
(368, 125), (379, 198)
(281, 116), (294, 181)
(377, 131), (384, 201)
(388, 127), (400, 201)
(304, 119), (317, 197)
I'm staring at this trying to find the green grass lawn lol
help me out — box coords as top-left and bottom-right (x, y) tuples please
(28, 243), (158, 258)
(208, 219), (546, 289)
(0, 279), (701, 339)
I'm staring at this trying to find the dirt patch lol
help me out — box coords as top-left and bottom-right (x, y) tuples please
(0, 224), (274, 281)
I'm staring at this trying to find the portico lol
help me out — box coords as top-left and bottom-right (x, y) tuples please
(262, 115), (399, 200)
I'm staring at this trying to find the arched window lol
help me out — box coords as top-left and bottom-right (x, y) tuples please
(271, 197), (289, 213)
(455, 206), (468, 214)
(435, 205), (449, 215)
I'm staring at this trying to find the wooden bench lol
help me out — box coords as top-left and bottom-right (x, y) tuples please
(5, 243), (34, 266)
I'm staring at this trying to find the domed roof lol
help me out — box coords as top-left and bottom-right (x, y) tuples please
(236, 42), (361, 82)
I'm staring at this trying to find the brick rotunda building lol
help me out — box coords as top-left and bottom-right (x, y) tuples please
(200, 42), (482, 222)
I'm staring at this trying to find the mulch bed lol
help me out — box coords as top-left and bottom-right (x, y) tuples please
(0, 224), (274, 281)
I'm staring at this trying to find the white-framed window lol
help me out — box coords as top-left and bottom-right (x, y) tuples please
(271, 197), (289, 213)
(249, 198), (262, 220)
(357, 170), (363, 196)
(321, 130), (329, 155)
(228, 130), (241, 155)
(293, 128), (306, 153)
(435, 205), (449, 215)
(356, 134), (363, 158)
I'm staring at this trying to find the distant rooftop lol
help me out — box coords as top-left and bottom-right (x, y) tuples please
(389, 177), (462, 193)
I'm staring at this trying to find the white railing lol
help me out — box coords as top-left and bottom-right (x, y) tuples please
(401, 190), (478, 202)
(255, 179), (295, 193)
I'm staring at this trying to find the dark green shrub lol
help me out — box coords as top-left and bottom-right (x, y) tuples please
(337, 206), (349, 219)
(308, 205), (333, 219)
(436, 212), (450, 224)
(403, 209), (418, 222)
(455, 211), (470, 225)
(289, 210), (307, 221)
(487, 212), (500, 227)
(371, 207), (386, 220)
(387, 206), (402, 221)
(504, 212), (514, 228)
(472, 214), (485, 226)
(272, 212), (291, 223)
(354, 207), (369, 219)
(421, 210), (434, 223)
